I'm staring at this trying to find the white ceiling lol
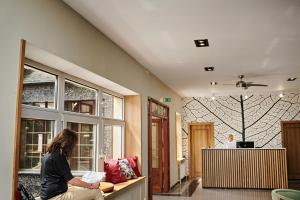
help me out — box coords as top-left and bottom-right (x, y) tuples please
(64, 0), (300, 97)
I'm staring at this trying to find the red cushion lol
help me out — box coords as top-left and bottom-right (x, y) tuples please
(126, 156), (141, 177)
(104, 159), (127, 184)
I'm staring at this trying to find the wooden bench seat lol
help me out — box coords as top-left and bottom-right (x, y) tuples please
(35, 177), (146, 200)
(103, 177), (146, 200)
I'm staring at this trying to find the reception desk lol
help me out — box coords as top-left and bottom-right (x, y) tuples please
(202, 148), (288, 189)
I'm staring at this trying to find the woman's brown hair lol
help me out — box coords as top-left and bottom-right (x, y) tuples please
(47, 129), (78, 158)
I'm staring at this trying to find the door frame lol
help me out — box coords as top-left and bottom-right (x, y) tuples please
(281, 120), (300, 179)
(281, 120), (300, 147)
(148, 98), (170, 199)
(188, 122), (214, 178)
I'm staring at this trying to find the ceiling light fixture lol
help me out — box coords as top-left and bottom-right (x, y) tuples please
(194, 39), (209, 47)
(211, 94), (216, 100)
(210, 81), (218, 85)
(244, 95), (249, 99)
(279, 92), (284, 98)
(204, 67), (215, 71)
(287, 77), (297, 81)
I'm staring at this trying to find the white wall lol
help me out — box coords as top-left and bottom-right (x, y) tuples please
(0, 0), (181, 199)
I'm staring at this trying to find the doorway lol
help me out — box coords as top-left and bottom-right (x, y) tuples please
(148, 98), (169, 199)
(281, 121), (300, 179)
(189, 123), (214, 178)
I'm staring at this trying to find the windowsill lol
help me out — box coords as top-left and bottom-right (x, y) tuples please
(19, 170), (40, 175)
(18, 170), (93, 177)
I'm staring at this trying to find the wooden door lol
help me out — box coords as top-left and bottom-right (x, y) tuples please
(148, 98), (170, 199)
(151, 118), (163, 192)
(281, 121), (300, 179)
(162, 118), (169, 192)
(189, 123), (214, 178)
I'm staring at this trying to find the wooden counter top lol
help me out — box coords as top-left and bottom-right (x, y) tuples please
(103, 177), (146, 200)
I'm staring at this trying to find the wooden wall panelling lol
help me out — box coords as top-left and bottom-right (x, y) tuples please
(124, 95), (142, 171)
(202, 149), (288, 189)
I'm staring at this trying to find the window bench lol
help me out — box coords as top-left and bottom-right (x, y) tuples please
(103, 177), (146, 200)
(35, 177), (146, 200)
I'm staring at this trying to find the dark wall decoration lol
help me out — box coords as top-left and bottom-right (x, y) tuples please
(182, 92), (300, 162)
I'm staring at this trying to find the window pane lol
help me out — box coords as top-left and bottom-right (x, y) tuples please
(67, 122), (95, 171)
(20, 119), (54, 170)
(103, 93), (124, 120)
(151, 101), (168, 117)
(103, 125), (113, 159)
(103, 125), (124, 160)
(152, 122), (158, 168)
(113, 126), (123, 159)
(113, 96), (123, 120)
(64, 80), (96, 115)
(176, 113), (183, 159)
(22, 65), (57, 109)
(102, 93), (113, 118)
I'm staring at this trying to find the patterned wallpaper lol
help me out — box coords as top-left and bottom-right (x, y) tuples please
(182, 92), (300, 161)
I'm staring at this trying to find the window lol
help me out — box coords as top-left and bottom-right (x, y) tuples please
(20, 60), (125, 174)
(103, 125), (124, 159)
(20, 118), (54, 170)
(22, 65), (57, 109)
(175, 113), (183, 160)
(103, 125), (113, 159)
(64, 80), (97, 115)
(67, 122), (95, 171)
(151, 122), (158, 168)
(102, 93), (123, 120)
(102, 92), (125, 160)
(151, 102), (167, 117)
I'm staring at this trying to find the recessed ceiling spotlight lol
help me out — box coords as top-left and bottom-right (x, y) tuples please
(210, 81), (218, 85)
(287, 77), (297, 81)
(194, 39), (209, 47)
(204, 67), (215, 71)
(279, 92), (284, 98)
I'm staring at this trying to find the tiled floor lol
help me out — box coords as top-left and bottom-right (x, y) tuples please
(153, 178), (200, 197)
(153, 179), (272, 200)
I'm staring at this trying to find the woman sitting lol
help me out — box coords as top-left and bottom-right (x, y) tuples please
(40, 129), (103, 200)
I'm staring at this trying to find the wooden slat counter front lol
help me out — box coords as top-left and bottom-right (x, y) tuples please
(202, 148), (288, 189)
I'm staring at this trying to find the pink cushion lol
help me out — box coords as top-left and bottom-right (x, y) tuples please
(104, 159), (127, 184)
(126, 156), (141, 177)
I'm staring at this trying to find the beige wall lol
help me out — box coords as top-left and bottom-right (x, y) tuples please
(0, 0), (181, 199)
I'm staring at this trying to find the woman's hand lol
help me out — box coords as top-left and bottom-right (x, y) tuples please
(68, 178), (100, 189)
(89, 182), (100, 189)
